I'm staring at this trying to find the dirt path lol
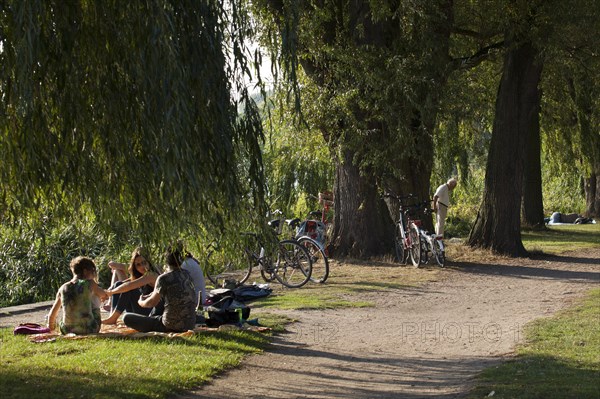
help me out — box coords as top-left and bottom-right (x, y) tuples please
(179, 248), (600, 399)
(2, 248), (598, 398)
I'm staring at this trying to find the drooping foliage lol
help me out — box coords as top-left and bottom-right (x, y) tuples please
(0, 0), (267, 245)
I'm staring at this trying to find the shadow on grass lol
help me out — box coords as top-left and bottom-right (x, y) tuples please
(468, 353), (600, 399)
(2, 368), (156, 399)
(523, 226), (600, 247)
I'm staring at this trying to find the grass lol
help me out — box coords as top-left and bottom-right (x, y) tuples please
(1, 226), (597, 398)
(522, 222), (600, 254)
(466, 289), (600, 399)
(0, 260), (438, 399)
(249, 258), (441, 310)
(1, 328), (266, 399)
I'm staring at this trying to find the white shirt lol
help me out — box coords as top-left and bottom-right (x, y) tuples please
(181, 257), (207, 309)
(434, 183), (450, 208)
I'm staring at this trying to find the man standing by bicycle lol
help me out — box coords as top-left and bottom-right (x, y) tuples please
(433, 178), (458, 238)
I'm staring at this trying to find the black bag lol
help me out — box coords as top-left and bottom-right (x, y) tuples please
(205, 290), (250, 327)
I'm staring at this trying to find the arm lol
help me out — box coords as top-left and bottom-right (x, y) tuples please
(432, 195), (439, 212)
(108, 261), (127, 270)
(138, 290), (161, 308)
(90, 281), (109, 302)
(47, 290), (62, 331)
(107, 272), (157, 295)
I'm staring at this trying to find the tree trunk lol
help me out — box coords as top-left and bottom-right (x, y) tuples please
(584, 167), (600, 218)
(331, 148), (394, 258)
(569, 75), (600, 218)
(468, 40), (542, 256)
(521, 77), (545, 228)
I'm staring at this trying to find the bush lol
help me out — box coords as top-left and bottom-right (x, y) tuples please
(0, 218), (131, 307)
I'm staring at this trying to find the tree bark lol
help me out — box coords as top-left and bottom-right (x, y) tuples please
(584, 167), (600, 218)
(331, 149), (394, 258)
(468, 40), (542, 256)
(569, 75), (600, 218)
(521, 76), (545, 228)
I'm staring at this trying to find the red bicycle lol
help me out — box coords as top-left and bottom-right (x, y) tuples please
(384, 193), (422, 267)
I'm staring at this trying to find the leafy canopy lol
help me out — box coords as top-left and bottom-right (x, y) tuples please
(0, 0), (267, 244)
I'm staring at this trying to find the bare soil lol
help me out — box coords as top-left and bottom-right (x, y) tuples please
(2, 247), (599, 398)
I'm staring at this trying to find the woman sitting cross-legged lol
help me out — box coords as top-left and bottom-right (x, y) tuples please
(123, 244), (197, 333)
(102, 247), (160, 325)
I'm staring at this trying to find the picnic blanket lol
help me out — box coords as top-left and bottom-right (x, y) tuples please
(27, 322), (271, 343)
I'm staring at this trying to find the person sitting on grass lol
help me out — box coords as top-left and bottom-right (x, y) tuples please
(123, 244), (197, 333)
(102, 247), (161, 325)
(172, 240), (207, 309)
(47, 256), (108, 335)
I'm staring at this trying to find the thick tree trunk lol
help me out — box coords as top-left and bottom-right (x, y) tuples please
(521, 79), (545, 228)
(468, 40), (542, 256)
(584, 167), (600, 218)
(332, 149), (394, 258)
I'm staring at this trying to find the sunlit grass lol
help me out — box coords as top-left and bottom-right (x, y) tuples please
(249, 258), (442, 310)
(0, 328), (270, 399)
(1, 312), (292, 399)
(522, 222), (600, 254)
(467, 289), (600, 399)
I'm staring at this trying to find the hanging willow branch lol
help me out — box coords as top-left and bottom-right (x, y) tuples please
(0, 0), (267, 243)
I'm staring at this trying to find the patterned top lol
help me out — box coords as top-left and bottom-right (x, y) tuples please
(59, 279), (101, 335)
(156, 268), (196, 332)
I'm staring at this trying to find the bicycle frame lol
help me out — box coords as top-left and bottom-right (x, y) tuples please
(385, 193), (422, 266)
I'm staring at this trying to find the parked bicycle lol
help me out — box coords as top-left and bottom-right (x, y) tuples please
(307, 191), (334, 256)
(416, 206), (446, 267)
(204, 213), (313, 288)
(283, 217), (330, 284)
(384, 193), (422, 267)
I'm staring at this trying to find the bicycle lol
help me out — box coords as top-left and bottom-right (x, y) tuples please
(284, 217), (330, 284)
(415, 206), (445, 267)
(204, 215), (313, 288)
(307, 191), (334, 256)
(384, 193), (422, 267)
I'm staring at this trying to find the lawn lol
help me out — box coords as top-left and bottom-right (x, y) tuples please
(466, 289), (600, 399)
(1, 224), (598, 398)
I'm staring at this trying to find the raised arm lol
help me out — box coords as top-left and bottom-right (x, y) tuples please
(107, 272), (157, 295)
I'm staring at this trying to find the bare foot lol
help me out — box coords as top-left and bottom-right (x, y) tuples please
(101, 311), (121, 325)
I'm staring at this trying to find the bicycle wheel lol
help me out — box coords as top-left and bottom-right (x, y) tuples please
(297, 236), (329, 283)
(394, 225), (407, 264)
(419, 232), (429, 265)
(408, 224), (421, 267)
(433, 238), (445, 267)
(259, 251), (277, 282)
(274, 239), (312, 288)
(205, 245), (252, 288)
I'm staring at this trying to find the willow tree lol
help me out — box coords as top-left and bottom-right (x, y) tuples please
(0, 1), (266, 244)
(253, 1), (455, 257)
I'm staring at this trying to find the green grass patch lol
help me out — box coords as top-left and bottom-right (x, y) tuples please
(467, 289), (600, 399)
(0, 326), (277, 399)
(249, 260), (439, 310)
(522, 222), (600, 254)
(252, 290), (373, 310)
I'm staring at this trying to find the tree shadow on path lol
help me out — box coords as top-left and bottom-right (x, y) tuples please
(449, 252), (600, 283)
